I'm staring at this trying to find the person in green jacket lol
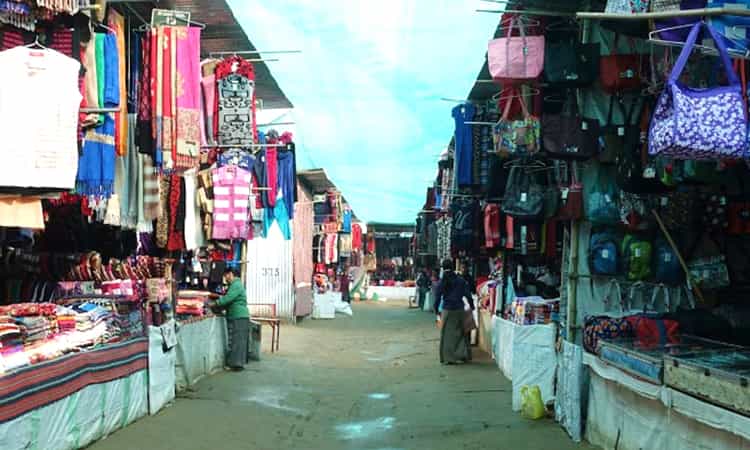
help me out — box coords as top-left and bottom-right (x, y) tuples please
(211, 268), (250, 371)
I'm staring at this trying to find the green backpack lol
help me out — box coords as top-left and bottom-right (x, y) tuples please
(621, 234), (652, 281)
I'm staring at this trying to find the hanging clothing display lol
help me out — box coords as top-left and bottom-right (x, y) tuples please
(452, 103), (475, 186)
(215, 56), (257, 147)
(0, 46), (81, 191)
(211, 165), (251, 241)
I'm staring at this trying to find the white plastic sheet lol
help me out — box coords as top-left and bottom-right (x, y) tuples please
(555, 341), (584, 442)
(586, 370), (750, 450)
(492, 317), (515, 380)
(367, 286), (415, 301)
(585, 356), (750, 449)
(148, 323), (176, 415)
(0, 370), (147, 450)
(175, 317), (227, 392)
(511, 323), (557, 411)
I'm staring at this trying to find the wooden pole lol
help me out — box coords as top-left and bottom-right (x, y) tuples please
(651, 210), (706, 305)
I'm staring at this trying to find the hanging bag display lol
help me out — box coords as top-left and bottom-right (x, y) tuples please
(653, 238), (684, 285)
(544, 37), (600, 87)
(501, 165), (544, 218)
(487, 18), (545, 81)
(493, 90), (541, 155)
(542, 93), (600, 160)
(586, 169), (620, 224)
(600, 34), (642, 93)
(649, 22), (748, 160)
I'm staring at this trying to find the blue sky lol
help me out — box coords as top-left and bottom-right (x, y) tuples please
(228, 0), (498, 223)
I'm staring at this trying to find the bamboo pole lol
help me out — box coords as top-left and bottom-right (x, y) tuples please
(651, 210), (706, 305)
(578, 7), (750, 20)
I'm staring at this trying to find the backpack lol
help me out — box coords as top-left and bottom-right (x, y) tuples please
(590, 231), (619, 275)
(621, 234), (652, 281)
(653, 238), (683, 285)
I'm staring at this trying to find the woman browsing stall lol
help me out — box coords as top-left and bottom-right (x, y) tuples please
(434, 259), (475, 365)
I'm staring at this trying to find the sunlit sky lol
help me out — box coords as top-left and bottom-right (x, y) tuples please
(228, 0), (499, 223)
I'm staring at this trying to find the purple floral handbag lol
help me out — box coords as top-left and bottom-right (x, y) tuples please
(649, 22), (748, 160)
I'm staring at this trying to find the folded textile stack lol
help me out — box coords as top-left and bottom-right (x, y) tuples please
(0, 316), (22, 348)
(0, 346), (30, 373)
(176, 298), (205, 316)
(74, 303), (114, 336)
(55, 306), (77, 332)
(16, 316), (56, 343)
(0, 303), (57, 317)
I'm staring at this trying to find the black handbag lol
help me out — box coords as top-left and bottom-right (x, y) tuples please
(502, 166), (545, 219)
(599, 95), (639, 165)
(544, 41), (600, 87)
(542, 94), (600, 160)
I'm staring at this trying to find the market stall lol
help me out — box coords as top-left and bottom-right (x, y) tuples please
(417, 2), (750, 447)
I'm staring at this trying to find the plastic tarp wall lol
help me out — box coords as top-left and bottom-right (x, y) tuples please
(148, 323), (176, 415)
(477, 309), (493, 354)
(246, 223), (295, 319)
(585, 354), (750, 450)
(511, 322), (557, 411)
(175, 317), (227, 392)
(0, 370), (147, 450)
(555, 341), (585, 442)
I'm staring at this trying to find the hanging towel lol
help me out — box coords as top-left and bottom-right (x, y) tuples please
(174, 26), (202, 170)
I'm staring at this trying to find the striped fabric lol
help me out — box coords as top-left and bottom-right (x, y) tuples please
(211, 165), (251, 240)
(0, 338), (147, 423)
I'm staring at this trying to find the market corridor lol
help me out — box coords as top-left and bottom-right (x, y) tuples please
(90, 301), (587, 450)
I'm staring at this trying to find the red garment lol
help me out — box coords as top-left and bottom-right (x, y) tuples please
(265, 145), (278, 207)
(545, 220), (558, 258)
(351, 223), (362, 250)
(505, 215), (514, 250)
(166, 175), (185, 251)
(366, 234), (375, 254)
(484, 204), (501, 248)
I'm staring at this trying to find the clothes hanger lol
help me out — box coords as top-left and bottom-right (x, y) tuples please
(497, 14), (541, 31)
(648, 20), (750, 58)
(492, 87), (541, 101)
(93, 21), (116, 34)
(24, 35), (47, 49)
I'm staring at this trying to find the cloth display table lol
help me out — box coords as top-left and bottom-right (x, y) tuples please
(491, 317), (557, 411)
(477, 309), (493, 354)
(175, 316), (227, 392)
(0, 339), (148, 450)
(584, 353), (750, 450)
(148, 322), (176, 415)
(367, 286), (415, 301)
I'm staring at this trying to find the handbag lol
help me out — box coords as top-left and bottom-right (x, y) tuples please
(625, 314), (680, 347)
(649, 22), (748, 160)
(463, 310), (477, 334)
(583, 315), (633, 354)
(600, 34), (642, 93)
(488, 17), (545, 81)
(501, 166), (545, 218)
(544, 40), (600, 87)
(493, 90), (541, 155)
(557, 164), (583, 220)
(599, 95), (639, 164)
(653, 0), (708, 42)
(616, 99), (671, 193)
(586, 169), (620, 224)
(542, 94), (600, 160)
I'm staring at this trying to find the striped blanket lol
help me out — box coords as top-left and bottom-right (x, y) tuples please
(0, 337), (147, 423)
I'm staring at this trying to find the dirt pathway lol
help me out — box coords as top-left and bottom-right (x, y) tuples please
(89, 301), (590, 450)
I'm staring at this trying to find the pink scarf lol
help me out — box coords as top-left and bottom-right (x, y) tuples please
(174, 27), (201, 170)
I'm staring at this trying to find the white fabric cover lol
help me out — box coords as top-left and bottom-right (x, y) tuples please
(587, 370), (750, 450)
(511, 322), (557, 411)
(367, 286), (415, 301)
(492, 317), (515, 379)
(555, 341), (584, 442)
(148, 323), (176, 415)
(175, 317), (227, 392)
(0, 370), (147, 450)
(313, 292), (339, 319)
(585, 355), (750, 449)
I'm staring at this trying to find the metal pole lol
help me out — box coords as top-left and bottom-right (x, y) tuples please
(566, 221), (580, 343)
(578, 7), (750, 20)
